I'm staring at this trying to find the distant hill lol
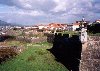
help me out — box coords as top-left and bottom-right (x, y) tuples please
(0, 20), (22, 26)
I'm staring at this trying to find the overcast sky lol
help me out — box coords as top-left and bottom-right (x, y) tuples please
(0, 0), (100, 25)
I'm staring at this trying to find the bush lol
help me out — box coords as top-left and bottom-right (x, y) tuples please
(0, 47), (17, 63)
(87, 22), (100, 34)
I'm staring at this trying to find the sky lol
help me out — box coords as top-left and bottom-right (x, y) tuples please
(0, 0), (100, 25)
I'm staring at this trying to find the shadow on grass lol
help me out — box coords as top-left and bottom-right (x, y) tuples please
(47, 33), (82, 71)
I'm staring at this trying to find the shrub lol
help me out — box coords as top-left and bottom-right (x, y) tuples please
(0, 47), (17, 64)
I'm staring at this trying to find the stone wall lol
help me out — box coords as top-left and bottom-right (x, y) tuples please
(46, 34), (55, 43)
(0, 46), (24, 64)
(80, 36), (100, 71)
(16, 36), (47, 43)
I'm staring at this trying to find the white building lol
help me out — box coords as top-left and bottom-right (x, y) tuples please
(72, 23), (80, 31)
(96, 20), (100, 23)
(38, 25), (45, 29)
(24, 26), (32, 29)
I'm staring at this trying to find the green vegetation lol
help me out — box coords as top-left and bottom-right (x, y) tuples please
(88, 33), (100, 36)
(87, 22), (100, 35)
(5, 40), (27, 47)
(63, 31), (78, 35)
(57, 31), (79, 36)
(0, 41), (68, 71)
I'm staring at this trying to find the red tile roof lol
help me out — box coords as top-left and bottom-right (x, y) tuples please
(49, 23), (67, 28)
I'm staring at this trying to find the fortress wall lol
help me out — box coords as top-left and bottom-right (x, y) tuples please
(80, 36), (100, 71)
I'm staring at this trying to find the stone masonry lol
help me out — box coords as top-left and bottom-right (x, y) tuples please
(80, 36), (100, 71)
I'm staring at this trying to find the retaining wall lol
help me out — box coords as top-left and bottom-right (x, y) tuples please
(80, 36), (100, 71)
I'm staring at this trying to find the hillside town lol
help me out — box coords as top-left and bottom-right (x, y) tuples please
(0, 18), (100, 45)
(0, 19), (99, 35)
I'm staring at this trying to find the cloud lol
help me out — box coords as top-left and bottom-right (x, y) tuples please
(17, 10), (45, 16)
(0, 0), (14, 6)
(0, 0), (100, 25)
(51, 0), (68, 12)
(0, 15), (4, 18)
(0, 0), (97, 13)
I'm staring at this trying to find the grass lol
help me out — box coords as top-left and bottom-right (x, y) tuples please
(0, 41), (68, 71)
(57, 31), (79, 36)
(64, 31), (78, 34)
(88, 32), (100, 36)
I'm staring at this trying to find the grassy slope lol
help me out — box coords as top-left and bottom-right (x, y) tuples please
(0, 41), (68, 71)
